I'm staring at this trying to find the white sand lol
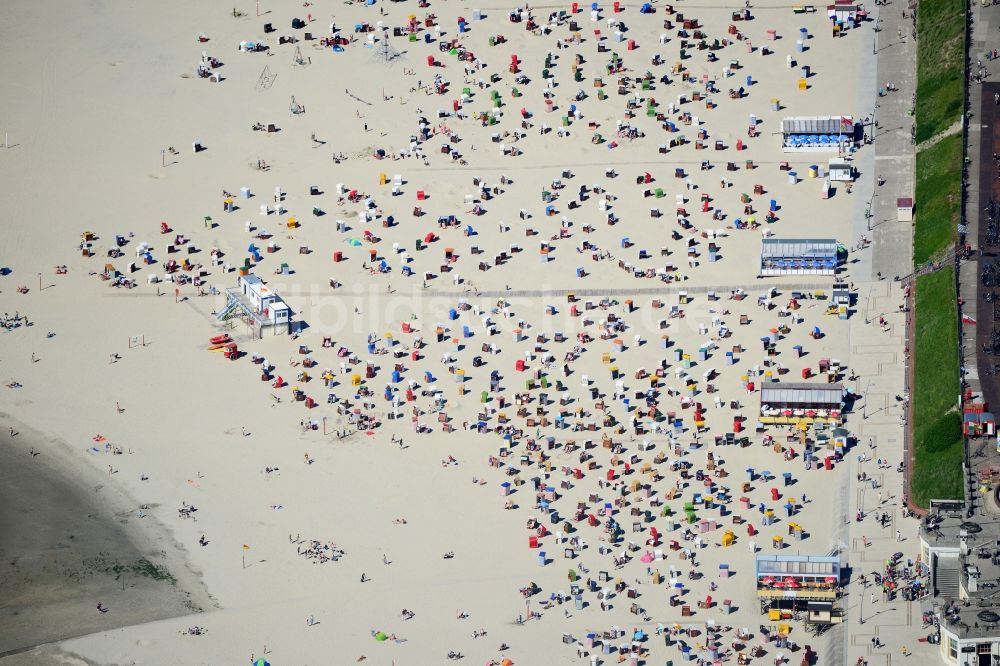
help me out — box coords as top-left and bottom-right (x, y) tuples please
(0, 0), (900, 664)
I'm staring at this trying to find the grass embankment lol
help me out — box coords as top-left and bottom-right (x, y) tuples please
(915, 0), (965, 143)
(909, 0), (966, 508)
(913, 134), (963, 266)
(911, 268), (964, 506)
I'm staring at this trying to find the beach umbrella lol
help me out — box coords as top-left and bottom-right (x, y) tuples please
(255, 660), (270, 666)
(374, 631), (388, 641)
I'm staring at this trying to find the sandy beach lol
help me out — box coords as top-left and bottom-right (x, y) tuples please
(0, 0), (923, 664)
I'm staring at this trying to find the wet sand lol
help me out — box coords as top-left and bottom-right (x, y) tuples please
(0, 415), (212, 659)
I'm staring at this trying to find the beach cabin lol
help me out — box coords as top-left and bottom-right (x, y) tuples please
(897, 197), (914, 223)
(755, 554), (842, 620)
(755, 554), (840, 586)
(759, 238), (839, 276)
(807, 601), (835, 624)
(827, 1), (862, 29)
(831, 282), (851, 318)
(964, 399), (995, 438)
(218, 274), (292, 337)
(759, 382), (844, 423)
(780, 116), (855, 152)
(827, 159), (854, 182)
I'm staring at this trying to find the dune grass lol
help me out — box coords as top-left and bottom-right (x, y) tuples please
(913, 134), (962, 265)
(914, 0), (965, 143)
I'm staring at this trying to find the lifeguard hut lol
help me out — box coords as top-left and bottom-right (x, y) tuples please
(217, 274), (293, 337)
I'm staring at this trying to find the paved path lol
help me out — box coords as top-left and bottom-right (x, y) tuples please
(826, 4), (933, 666)
(916, 118), (964, 151)
(965, 1), (1000, 513)
(866, 2), (917, 285)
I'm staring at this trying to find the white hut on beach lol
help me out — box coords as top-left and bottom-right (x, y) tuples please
(217, 274), (292, 336)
